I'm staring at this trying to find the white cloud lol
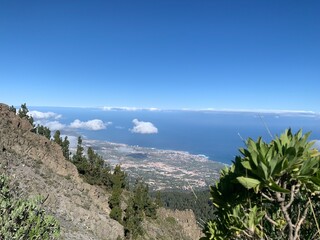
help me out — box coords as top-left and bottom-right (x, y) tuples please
(102, 106), (161, 111)
(34, 120), (66, 131)
(28, 110), (62, 120)
(69, 119), (110, 130)
(45, 121), (66, 131)
(130, 119), (158, 134)
(61, 135), (78, 148)
(313, 140), (320, 150)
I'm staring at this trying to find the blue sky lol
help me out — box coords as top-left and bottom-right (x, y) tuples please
(0, 0), (319, 111)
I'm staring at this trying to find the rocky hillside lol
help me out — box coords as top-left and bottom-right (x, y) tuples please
(0, 103), (202, 240)
(0, 103), (124, 239)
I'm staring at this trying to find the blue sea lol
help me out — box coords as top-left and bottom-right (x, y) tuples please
(30, 107), (320, 165)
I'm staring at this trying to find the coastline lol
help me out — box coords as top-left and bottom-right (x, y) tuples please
(72, 138), (225, 191)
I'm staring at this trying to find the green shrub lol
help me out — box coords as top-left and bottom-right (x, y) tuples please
(166, 217), (176, 225)
(0, 174), (60, 239)
(203, 129), (320, 240)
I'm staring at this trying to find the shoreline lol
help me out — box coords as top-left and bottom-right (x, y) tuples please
(71, 138), (225, 191)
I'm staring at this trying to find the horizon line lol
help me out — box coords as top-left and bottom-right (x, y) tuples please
(18, 104), (318, 115)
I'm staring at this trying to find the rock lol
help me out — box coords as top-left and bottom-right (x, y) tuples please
(0, 103), (124, 239)
(157, 208), (203, 240)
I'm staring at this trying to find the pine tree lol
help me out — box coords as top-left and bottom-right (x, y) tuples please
(112, 165), (127, 189)
(124, 199), (144, 239)
(18, 103), (34, 125)
(52, 131), (70, 160)
(133, 180), (156, 219)
(72, 136), (84, 164)
(110, 206), (123, 223)
(123, 179), (157, 239)
(155, 191), (163, 208)
(9, 105), (16, 113)
(101, 167), (113, 190)
(53, 130), (62, 146)
(35, 125), (51, 140)
(61, 136), (70, 160)
(109, 185), (123, 223)
(18, 103), (29, 118)
(87, 147), (95, 166)
(43, 126), (51, 139)
(72, 136), (88, 175)
(84, 147), (105, 184)
(109, 165), (126, 223)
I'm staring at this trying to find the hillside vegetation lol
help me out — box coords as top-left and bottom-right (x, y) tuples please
(0, 103), (202, 239)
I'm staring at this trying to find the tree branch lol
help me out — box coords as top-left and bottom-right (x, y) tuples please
(284, 184), (299, 210)
(275, 192), (285, 202)
(275, 192), (294, 240)
(293, 201), (310, 240)
(264, 213), (278, 226)
(308, 197), (320, 239)
(41, 194), (50, 205)
(261, 192), (274, 202)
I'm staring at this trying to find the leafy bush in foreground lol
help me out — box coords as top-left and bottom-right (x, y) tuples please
(0, 174), (60, 240)
(203, 129), (320, 240)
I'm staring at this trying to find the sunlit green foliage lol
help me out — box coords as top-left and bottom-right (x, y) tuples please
(154, 191), (163, 208)
(61, 136), (70, 160)
(72, 137), (113, 189)
(202, 129), (320, 240)
(34, 125), (51, 140)
(9, 105), (16, 113)
(112, 165), (127, 189)
(0, 174), (60, 239)
(53, 131), (70, 159)
(53, 130), (62, 146)
(109, 165), (127, 222)
(17, 103), (51, 139)
(124, 179), (157, 239)
(18, 103), (34, 126)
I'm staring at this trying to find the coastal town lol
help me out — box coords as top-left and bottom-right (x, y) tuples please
(82, 139), (225, 191)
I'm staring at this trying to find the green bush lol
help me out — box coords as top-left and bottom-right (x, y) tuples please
(0, 174), (60, 239)
(202, 129), (320, 240)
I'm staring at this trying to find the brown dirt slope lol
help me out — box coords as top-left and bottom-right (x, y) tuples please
(0, 103), (124, 239)
(141, 208), (203, 240)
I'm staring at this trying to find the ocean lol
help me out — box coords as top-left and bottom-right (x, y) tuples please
(30, 107), (320, 165)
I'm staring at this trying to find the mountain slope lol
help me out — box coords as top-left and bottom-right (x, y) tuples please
(0, 103), (203, 239)
(0, 103), (123, 239)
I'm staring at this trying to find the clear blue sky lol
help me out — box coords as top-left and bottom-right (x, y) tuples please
(0, 0), (319, 111)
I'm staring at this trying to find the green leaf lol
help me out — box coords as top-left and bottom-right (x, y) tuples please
(267, 180), (290, 193)
(301, 156), (319, 175)
(310, 149), (320, 157)
(286, 147), (296, 157)
(259, 161), (269, 179)
(236, 177), (261, 189)
(241, 161), (252, 170)
(250, 150), (259, 167)
(268, 155), (278, 175)
(310, 177), (320, 187)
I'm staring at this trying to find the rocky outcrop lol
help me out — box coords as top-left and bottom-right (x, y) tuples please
(0, 103), (123, 239)
(139, 207), (203, 240)
(157, 208), (203, 240)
